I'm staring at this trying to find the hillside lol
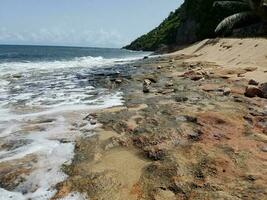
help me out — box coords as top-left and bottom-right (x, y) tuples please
(124, 0), (265, 52)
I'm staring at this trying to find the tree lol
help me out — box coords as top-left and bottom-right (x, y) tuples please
(213, 0), (267, 35)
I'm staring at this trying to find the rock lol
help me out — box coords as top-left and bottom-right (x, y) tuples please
(12, 74), (22, 79)
(145, 75), (158, 83)
(184, 115), (197, 123)
(115, 78), (123, 84)
(159, 89), (175, 94)
(244, 86), (262, 98)
(175, 96), (188, 102)
(165, 80), (174, 87)
(223, 88), (231, 96)
(244, 66), (257, 72)
(157, 65), (163, 69)
(144, 147), (166, 161)
(187, 131), (201, 141)
(153, 188), (176, 200)
(143, 79), (151, 93)
(248, 79), (259, 86)
(190, 75), (203, 81)
(260, 146), (267, 152)
(237, 73), (245, 77)
(90, 119), (97, 125)
(258, 82), (267, 98)
(143, 56), (148, 59)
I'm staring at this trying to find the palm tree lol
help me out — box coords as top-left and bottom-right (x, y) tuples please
(213, 0), (267, 35)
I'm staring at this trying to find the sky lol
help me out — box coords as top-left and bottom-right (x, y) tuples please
(0, 0), (182, 48)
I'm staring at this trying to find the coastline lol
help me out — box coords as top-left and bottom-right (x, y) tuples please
(55, 38), (267, 200)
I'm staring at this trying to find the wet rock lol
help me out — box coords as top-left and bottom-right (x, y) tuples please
(244, 86), (262, 98)
(248, 79), (259, 86)
(115, 78), (123, 84)
(12, 74), (22, 79)
(83, 114), (97, 125)
(90, 119), (97, 125)
(143, 56), (149, 59)
(258, 82), (267, 98)
(143, 79), (151, 93)
(223, 88), (231, 96)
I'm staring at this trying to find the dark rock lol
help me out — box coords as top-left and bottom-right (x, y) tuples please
(187, 131), (201, 141)
(190, 75), (203, 81)
(244, 86), (262, 98)
(184, 115), (197, 123)
(248, 79), (259, 86)
(223, 88), (231, 96)
(175, 96), (188, 102)
(258, 82), (267, 98)
(144, 147), (166, 161)
(143, 56), (148, 59)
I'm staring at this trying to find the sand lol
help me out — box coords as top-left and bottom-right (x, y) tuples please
(172, 38), (267, 83)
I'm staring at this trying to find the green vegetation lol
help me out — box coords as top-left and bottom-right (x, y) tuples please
(125, 0), (267, 51)
(124, 7), (182, 51)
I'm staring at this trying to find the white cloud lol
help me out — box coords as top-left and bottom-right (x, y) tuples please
(0, 27), (127, 47)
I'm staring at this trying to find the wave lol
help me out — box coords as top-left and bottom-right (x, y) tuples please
(0, 55), (144, 75)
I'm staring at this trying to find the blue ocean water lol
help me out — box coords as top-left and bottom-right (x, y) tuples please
(0, 45), (149, 111)
(0, 45), (148, 63)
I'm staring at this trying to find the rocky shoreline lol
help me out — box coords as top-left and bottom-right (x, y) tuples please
(54, 52), (267, 200)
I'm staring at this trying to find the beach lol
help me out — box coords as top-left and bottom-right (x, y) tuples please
(0, 38), (267, 200)
(53, 38), (267, 200)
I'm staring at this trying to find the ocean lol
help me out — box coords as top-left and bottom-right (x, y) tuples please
(0, 45), (149, 200)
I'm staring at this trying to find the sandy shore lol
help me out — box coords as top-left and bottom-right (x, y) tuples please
(53, 38), (267, 200)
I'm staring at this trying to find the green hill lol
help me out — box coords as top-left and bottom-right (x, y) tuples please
(124, 0), (234, 51)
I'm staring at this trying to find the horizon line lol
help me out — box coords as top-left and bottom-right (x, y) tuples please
(0, 43), (124, 49)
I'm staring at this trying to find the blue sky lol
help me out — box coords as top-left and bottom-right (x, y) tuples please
(0, 0), (182, 47)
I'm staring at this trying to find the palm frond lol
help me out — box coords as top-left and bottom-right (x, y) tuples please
(215, 11), (256, 33)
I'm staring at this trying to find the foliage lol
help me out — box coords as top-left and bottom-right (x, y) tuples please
(124, 7), (182, 51)
(124, 0), (228, 51)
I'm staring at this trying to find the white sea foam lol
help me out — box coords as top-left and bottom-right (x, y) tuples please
(0, 55), (142, 76)
(0, 53), (131, 199)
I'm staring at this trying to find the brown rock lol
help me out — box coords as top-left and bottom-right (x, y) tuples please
(258, 82), (267, 98)
(244, 86), (262, 98)
(248, 79), (259, 86)
(223, 88), (231, 96)
(190, 75), (203, 81)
